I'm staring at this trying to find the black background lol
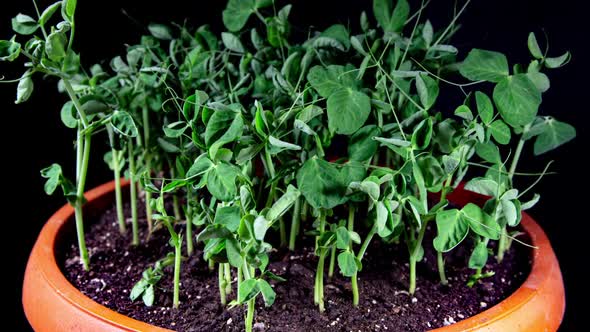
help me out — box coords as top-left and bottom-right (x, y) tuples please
(1, 0), (587, 331)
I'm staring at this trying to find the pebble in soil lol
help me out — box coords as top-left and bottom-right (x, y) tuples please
(61, 202), (531, 332)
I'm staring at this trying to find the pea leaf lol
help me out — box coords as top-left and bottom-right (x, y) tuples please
(433, 209), (469, 252)
(533, 118), (576, 155)
(223, 0), (255, 32)
(327, 88), (371, 135)
(307, 65), (357, 98)
(221, 32), (245, 53)
(415, 74), (439, 110)
(475, 142), (501, 164)
(12, 14), (38, 35)
(489, 120), (511, 145)
(40, 163), (62, 195)
(336, 227), (350, 249)
(454, 105), (473, 121)
(215, 206), (241, 232)
(40, 2), (62, 27)
(225, 238), (242, 268)
(46, 30), (67, 62)
(148, 23), (172, 40)
(238, 278), (260, 303)
(60, 101), (78, 128)
(268, 135), (301, 154)
(0, 38), (21, 61)
(464, 177), (499, 197)
(459, 49), (509, 83)
(296, 157), (344, 209)
(500, 199), (518, 227)
(462, 203), (501, 240)
(111, 111), (139, 137)
(15, 70), (34, 104)
(411, 117), (433, 150)
(527, 32), (543, 59)
(545, 52), (571, 69)
(257, 279), (276, 307)
(337, 251), (358, 277)
(206, 163), (239, 201)
(62, 0), (77, 21)
(493, 74), (541, 127)
(468, 241), (488, 270)
(373, 0), (409, 32)
(348, 125), (381, 161)
(267, 185), (300, 222)
(186, 154), (214, 180)
(475, 91), (493, 124)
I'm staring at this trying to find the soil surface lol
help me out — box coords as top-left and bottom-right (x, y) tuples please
(61, 202), (531, 332)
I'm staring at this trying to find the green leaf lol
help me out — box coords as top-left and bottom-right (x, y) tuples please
(60, 102), (77, 128)
(415, 74), (439, 110)
(533, 118), (576, 155)
(15, 70), (34, 104)
(307, 65), (357, 98)
(206, 110), (244, 159)
(46, 30), (67, 62)
(267, 185), (300, 222)
(475, 92), (494, 124)
(40, 163), (62, 195)
(527, 32), (543, 59)
(475, 142), (501, 164)
(468, 241), (488, 269)
(186, 154), (214, 180)
(454, 105), (473, 121)
(335, 226), (350, 249)
(12, 14), (38, 35)
(423, 20), (433, 46)
(462, 203), (500, 240)
(142, 285), (155, 306)
(130, 279), (148, 301)
(327, 88), (371, 135)
(40, 2), (62, 27)
(148, 23), (173, 40)
(521, 193), (540, 210)
(223, 0), (255, 32)
(215, 206), (241, 232)
(459, 49), (509, 83)
(296, 158), (344, 210)
(373, 0), (409, 32)
(465, 177), (499, 197)
(111, 111), (139, 137)
(545, 52), (571, 69)
(225, 238), (242, 268)
(257, 279), (276, 307)
(163, 121), (188, 138)
(238, 278), (260, 303)
(206, 163), (239, 201)
(526, 72), (550, 93)
(0, 38), (21, 62)
(268, 135), (301, 154)
(62, 0), (77, 21)
(489, 120), (511, 145)
(317, 24), (351, 51)
(433, 209), (469, 252)
(493, 74), (541, 127)
(348, 125), (380, 161)
(411, 117), (433, 150)
(500, 199), (518, 227)
(221, 32), (245, 53)
(253, 215), (269, 241)
(337, 251), (358, 277)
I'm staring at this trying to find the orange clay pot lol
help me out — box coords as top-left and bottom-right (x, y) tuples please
(23, 181), (564, 331)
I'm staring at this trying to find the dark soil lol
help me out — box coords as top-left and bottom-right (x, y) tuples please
(61, 202), (531, 332)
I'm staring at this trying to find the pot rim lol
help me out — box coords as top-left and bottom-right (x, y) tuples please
(23, 180), (564, 331)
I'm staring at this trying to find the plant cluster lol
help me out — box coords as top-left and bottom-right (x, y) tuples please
(1, 0), (575, 331)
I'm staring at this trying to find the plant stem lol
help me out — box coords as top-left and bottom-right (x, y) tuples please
(497, 227), (508, 262)
(315, 249), (327, 312)
(437, 251), (448, 285)
(288, 197), (302, 251)
(224, 263), (232, 294)
(349, 206), (359, 306)
(185, 190), (194, 256)
(245, 298), (255, 332)
(173, 242), (181, 309)
(409, 222), (428, 295)
(357, 224), (377, 262)
(112, 149), (126, 234)
(74, 128), (91, 271)
(264, 149), (287, 247)
(508, 124), (530, 182)
(218, 263), (227, 306)
(208, 259), (215, 271)
(237, 266), (243, 291)
(328, 245), (336, 278)
(142, 106), (154, 236)
(128, 139), (139, 246)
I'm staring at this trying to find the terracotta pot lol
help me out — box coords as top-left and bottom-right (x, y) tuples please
(23, 181), (564, 331)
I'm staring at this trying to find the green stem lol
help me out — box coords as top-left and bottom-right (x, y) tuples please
(218, 263), (227, 306)
(208, 259), (215, 271)
(128, 139), (139, 246)
(315, 250), (327, 312)
(63, 79), (89, 128)
(437, 251), (448, 285)
(348, 206), (359, 306)
(112, 149), (126, 234)
(508, 124), (530, 182)
(237, 266), (243, 291)
(497, 227), (508, 262)
(357, 224), (377, 262)
(224, 263), (232, 294)
(74, 128), (91, 270)
(288, 197), (302, 251)
(142, 106), (153, 235)
(328, 245), (336, 278)
(264, 149), (286, 247)
(186, 190), (193, 256)
(409, 222), (428, 295)
(245, 298), (255, 332)
(173, 242), (181, 308)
